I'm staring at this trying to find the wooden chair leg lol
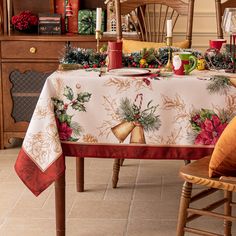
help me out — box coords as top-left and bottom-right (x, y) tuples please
(112, 158), (121, 188)
(76, 157), (84, 192)
(119, 158), (124, 166)
(176, 181), (192, 236)
(224, 191), (232, 236)
(184, 160), (191, 165)
(55, 172), (66, 236)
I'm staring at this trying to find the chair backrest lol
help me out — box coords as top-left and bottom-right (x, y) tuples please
(215, 0), (236, 39)
(114, 0), (195, 47)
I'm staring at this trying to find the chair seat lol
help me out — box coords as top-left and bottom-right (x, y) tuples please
(180, 156), (236, 192)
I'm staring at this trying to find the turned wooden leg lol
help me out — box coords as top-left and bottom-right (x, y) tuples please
(112, 158), (121, 188)
(184, 160), (191, 165)
(55, 172), (66, 236)
(224, 191), (232, 236)
(76, 157), (84, 192)
(119, 158), (125, 166)
(176, 181), (192, 236)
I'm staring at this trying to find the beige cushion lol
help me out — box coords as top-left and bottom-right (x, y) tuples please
(122, 39), (190, 53)
(209, 116), (236, 177)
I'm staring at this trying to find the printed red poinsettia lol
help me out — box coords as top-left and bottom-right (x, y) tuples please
(190, 109), (228, 145)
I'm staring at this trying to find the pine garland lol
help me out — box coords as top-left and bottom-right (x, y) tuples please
(60, 44), (233, 71)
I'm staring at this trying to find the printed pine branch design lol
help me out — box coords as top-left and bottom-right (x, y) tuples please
(147, 127), (183, 144)
(104, 77), (153, 93)
(97, 95), (121, 138)
(213, 94), (236, 121)
(161, 94), (185, 111)
(104, 78), (131, 92)
(134, 78), (153, 91)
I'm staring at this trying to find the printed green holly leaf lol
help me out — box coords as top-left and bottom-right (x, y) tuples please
(63, 86), (74, 101)
(58, 114), (72, 124)
(191, 123), (201, 132)
(71, 102), (86, 111)
(77, 92), (92, 103)
(68, 137), (79, 142)
(51, 97), (64, 110)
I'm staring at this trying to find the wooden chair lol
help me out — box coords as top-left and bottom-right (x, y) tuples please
(114, 0), (195, 46)
(215, 0), (236, 39)
(176, 156), (236, 236)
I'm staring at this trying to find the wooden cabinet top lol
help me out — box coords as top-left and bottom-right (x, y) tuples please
(0, 33), (114, 42)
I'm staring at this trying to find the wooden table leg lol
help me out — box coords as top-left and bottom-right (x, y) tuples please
(55, 172), (66, 236)
(76, 157), (84, 192)
(112, 158), (121, 188)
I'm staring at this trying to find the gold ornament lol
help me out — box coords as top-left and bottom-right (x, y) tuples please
(139, 58), (147, 66)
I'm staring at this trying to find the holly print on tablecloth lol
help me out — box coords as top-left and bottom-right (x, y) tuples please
(52, 86), (91, 141)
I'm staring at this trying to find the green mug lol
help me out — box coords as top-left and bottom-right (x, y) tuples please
(172, 52), (197, 75)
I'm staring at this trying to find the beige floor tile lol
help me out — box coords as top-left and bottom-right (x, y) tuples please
(1, 147), (236, 235)
(69, 200), (130, 219)
(129, 201), (161, 219)
(104, 184), (134, 201)
(126, 219), (177, 236)
(67, 219), (127, 236)
(133, 183), (162, 201)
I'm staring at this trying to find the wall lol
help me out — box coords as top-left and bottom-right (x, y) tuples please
(175, 0), (228, 51)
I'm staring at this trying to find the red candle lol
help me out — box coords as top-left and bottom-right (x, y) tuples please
(108, 41), (123, 71)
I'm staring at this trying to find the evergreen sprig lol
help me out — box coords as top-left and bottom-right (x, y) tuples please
(207, 75), (231, 94)
(118, 98), (161, 131)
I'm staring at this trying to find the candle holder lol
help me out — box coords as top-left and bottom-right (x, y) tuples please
(95, 30), (102, 53)
(230, 33), (236, 73)
(164, 36), (173, 72)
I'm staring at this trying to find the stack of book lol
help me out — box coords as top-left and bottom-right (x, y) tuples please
(38, 14), (62, 35)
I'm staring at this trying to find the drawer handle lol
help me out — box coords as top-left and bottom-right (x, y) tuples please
(29, 47), (37, 54)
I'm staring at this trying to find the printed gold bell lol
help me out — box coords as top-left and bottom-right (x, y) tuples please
(111, 121), (135, 142)
(230, 77), (236, 88)
(130, 123), (146, 144)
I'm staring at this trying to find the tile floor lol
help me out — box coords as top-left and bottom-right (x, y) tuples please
(0, 146), (235, 236)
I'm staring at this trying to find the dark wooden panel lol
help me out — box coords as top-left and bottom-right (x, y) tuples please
(1, 40), (65, 59)
(12, 0), (54, 15)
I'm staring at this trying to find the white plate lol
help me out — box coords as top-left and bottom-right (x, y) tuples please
(108, 68), (150, 76)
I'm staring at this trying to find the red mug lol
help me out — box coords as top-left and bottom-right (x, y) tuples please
(107, 41), (123, 71)
(209, 39), (227, 51)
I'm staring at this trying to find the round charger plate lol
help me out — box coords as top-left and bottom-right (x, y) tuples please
(108, 68), (150, 76)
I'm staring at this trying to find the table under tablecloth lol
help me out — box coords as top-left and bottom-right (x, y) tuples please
(15, 69), (236, 196)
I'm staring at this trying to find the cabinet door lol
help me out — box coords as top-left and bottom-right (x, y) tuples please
(2, 62), (58, 132)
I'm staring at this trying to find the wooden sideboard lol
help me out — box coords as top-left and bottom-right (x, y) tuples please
(0, 0), (110, 148)
(0, 34), (111, 148)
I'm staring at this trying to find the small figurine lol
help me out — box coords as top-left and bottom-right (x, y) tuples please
(197, 58), (206, 70)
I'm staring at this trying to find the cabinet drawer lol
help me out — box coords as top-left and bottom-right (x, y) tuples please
(1, 41), (65, 59)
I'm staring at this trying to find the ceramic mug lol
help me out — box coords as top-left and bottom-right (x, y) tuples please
(209, 39), (227, 51)
(172, 52), (197, 75)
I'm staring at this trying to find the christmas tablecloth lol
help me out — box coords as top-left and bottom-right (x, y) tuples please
(15, 69), (236, 196)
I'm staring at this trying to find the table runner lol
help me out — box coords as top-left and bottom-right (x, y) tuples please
(15, 69), (236, 195)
